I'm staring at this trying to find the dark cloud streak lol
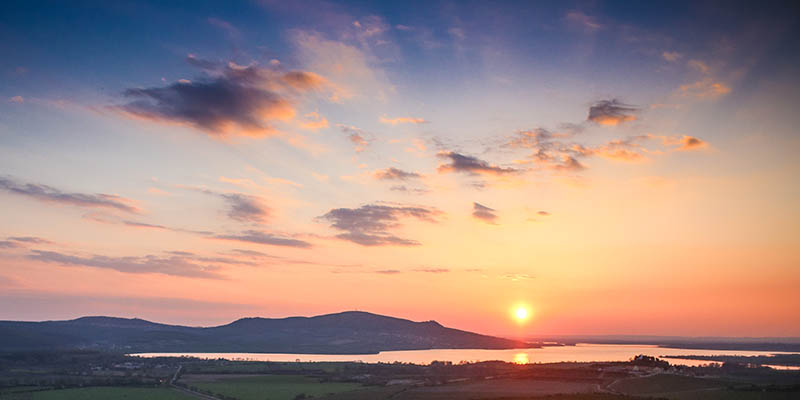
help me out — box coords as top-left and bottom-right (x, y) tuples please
(0, 176), (138, 213)
(319, 203), (440, 246)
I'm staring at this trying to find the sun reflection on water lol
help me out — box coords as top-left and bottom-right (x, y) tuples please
(513, 352), (529, 364)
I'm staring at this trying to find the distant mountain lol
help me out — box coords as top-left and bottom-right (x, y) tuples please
(530, 335), (800, 352)
(0, 311), (537, 354)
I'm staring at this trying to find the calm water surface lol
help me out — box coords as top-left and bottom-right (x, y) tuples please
(134, 343), (798, 368)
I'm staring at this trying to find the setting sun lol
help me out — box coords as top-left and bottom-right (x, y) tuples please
(513, 306), (530, 323)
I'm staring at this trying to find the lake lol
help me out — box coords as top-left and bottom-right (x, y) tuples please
(133, 343), (799, 368)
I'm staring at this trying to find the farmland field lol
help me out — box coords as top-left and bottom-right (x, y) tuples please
(181, 374), (363, 400)
(0, 386), (196, 400)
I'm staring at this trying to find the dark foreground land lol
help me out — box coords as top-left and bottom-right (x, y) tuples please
(1, 352), (799, 400)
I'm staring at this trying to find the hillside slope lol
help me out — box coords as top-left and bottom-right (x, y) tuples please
(0, 311), (537, 353)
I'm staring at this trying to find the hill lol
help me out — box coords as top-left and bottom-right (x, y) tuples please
(0, 311), (537, 354)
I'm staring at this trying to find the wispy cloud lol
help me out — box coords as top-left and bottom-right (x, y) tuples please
(507, 124), (707, 171)
(297, 111), (329, 130)
(0, 176), (139, 213)
(390, 185), (429, 195)
(375, 269), (402, 274)
(374, 167), (421, 181)
(379, 116), (427, 125)
(648, 134), (708, 151)
(6, 236), (52, 244)
(190, 187), (271, 223)
(472, 202), (498, 224)
(587, 99), (639, 126)
(414, 267), (450, 273)
(337, 124), (373, 152)
(437, 152), (517, 175)
(214, 230), (312, 248)
(219, 193), (270, 223)
(27, 250), (225, 279)
(292, 30), (390, 101)
(662, 51), (682, 62)
(678, 78), (731, 99)
(564, 10), (603, 32)
(319, 203), (441, 246)
(207, 17), (240, 39)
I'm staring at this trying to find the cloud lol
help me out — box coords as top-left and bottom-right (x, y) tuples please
(448, 27), (466, 40)
(375, 269), (401, 274)
(643, 134), (708, 151)
(678, 78), (731, 99)
(537, 211), (551, 216)
(7, 236), (52, 244)
(688, 59), (710, 74)
(414, 267), (450, 273)
(319, 203), (441, 246)
(648, 134), (708, 151)
(190, 187), (270, 223)
(379, 116), (427, 125)
(292, 30), (390, 101)
(472, 202), (498, 224)
(437, 152), (517, 175)
(678, 135), (707, 150)
(587, 99), (639, 126)
(297, 111), (329, 130)
(662, 51), (682, 62)
(374, 167), (421, 181)
(120, 220), (211, 235)
(214, 230), (312, 248)
(27, 250), (225, 279)
(0, 176), (139, 213)
(9, 95), (24, 104)
(565, 10), (603, 32)
(114, 57), (329, 137)
(337, 124), (372, 152)
(122, 220), (171, 230)
(590, 138), (647, 161)
(0, 241), (21, 249)
(220, 193), (270, 223)
(550, 155), (587, 171)
(389, 185), (429, 195)
(506, 128), (670, 171)
(207, 17), (240, 39)
(230, 248), (273, 258)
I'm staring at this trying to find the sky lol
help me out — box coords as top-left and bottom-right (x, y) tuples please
(0, 0), (799, 338)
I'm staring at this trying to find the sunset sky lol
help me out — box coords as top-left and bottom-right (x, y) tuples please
(1, 1), (798, 338)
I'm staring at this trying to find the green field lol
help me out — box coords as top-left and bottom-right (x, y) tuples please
(662, 389), (800, 400)
(609, 373), (725, 394)
(0, 386), (196, 400)
(609, 374), (800, 400)
(183, 374), (363, 400)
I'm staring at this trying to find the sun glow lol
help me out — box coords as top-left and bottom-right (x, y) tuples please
(513, 353), (530, 364)
(512, 305), (531, 323)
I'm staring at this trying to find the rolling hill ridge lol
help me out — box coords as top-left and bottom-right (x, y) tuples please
(0, 311), (538, 354)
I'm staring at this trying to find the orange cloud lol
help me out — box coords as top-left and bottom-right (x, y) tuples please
(587, 99), (638, 126)
(662, 51), (682, 62)
(647, 134), (709, 151)
(113, 58), (331, 138)
(677, 135), (708, 151)
(297, 112), (329, 131)
(678, 78), (731, 99)
(380, 116), (427, 125)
